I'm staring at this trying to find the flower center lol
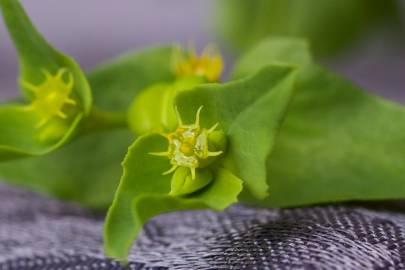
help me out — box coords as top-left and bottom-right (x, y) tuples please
(150, 106), (223, 179)
(22, 68), (76, 127)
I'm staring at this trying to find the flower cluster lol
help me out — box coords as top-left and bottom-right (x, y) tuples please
(22, 68), (75, 127)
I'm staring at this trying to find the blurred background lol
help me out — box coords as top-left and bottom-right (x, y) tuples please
(1, 0), (405, 102)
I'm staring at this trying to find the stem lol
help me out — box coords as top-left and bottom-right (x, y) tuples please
(81, 107), (129, 134)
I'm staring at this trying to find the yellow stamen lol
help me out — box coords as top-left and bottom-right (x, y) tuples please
(149, 152), (171, 157)
(174, 106), (183, 126)
(57, 111), (67, 119)
(195, 106), (203, 126)
(207, 151), (223, 157)
(190, 167), (196, 180)
(208, 123), (219, 133)
(163, 164), (178, 175)
(65, 98), (77, 105)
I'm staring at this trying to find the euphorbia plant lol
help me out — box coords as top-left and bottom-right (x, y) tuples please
(1, 0), (405, 263)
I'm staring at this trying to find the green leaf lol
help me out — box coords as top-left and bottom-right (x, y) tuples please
(88, 46), (175, 111)
(175, 65), (297, 199)
(230, 38), (405, 207)
(0, 46), (175, 208)
(253, 65), (405, 207)
(231, 37), (312, 80)
(0, 0), (92, 160)
(217, 0), (400, 57)
(104, 133), (242, 261)
(0, 104), (81, 161)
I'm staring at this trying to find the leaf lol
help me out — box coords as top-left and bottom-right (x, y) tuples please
(0, 46), (175, 208)
(230, 38), (405, 207)
(88, 46), (175, 111)
(175, 65), (297, 199)
(103, 134), (171, 259)
(217, 0), (400, 57)
(0, 0), (92, 159)
(254, 65), (405, 207)
(104, 133), (242, 261)
(231, 37), (312, 80)
(0, 104), (81, 161)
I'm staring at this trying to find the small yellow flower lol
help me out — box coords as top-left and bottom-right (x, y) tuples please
(173, 45), (224, 82)
(22, 68), (76, 127)
(150, 106), (223, 180)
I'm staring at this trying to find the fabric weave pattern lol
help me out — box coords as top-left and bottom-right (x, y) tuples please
(0, 183), (404, 270)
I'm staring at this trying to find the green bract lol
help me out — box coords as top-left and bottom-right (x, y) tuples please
(104, 133), (242, 259)
(0, 0), (92, 160)
(105, 64), (297, 260)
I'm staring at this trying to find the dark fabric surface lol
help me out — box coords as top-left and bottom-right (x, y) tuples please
(1, 184), (405, 269)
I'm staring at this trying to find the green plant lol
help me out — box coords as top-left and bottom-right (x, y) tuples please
(1, 0), (405, 263)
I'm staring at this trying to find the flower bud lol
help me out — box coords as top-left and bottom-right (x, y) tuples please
(170, 167), (213, 196)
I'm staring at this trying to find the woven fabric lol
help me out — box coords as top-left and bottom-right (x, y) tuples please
(1, 184), (405, 270)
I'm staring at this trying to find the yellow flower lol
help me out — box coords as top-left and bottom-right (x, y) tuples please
(22, 68), (76, 127)
(173, 45), (224, 82)
(150, 106), (224, 180)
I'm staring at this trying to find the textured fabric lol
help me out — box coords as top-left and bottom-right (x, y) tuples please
(1, 184), (405, 269)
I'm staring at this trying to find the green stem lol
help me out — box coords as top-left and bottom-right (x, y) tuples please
(81, 107), (128, 134)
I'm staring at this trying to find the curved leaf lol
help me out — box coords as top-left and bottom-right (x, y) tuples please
(88, 46), (175, 111)
(231, 37), (312, 80)
(229, 38), (405, 207)
(0, 0), (92, 159)
(104, 133), (242, 261)
(255, 66), (405, 207)
(0, 104), (81, 161)
(104, 134), (171, 260)
(176, 65), (297, 199)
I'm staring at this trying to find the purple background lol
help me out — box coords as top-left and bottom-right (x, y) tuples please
(1, 0), (405, 103)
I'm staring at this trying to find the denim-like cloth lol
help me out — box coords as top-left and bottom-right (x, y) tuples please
(0, 183), (405, 270)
